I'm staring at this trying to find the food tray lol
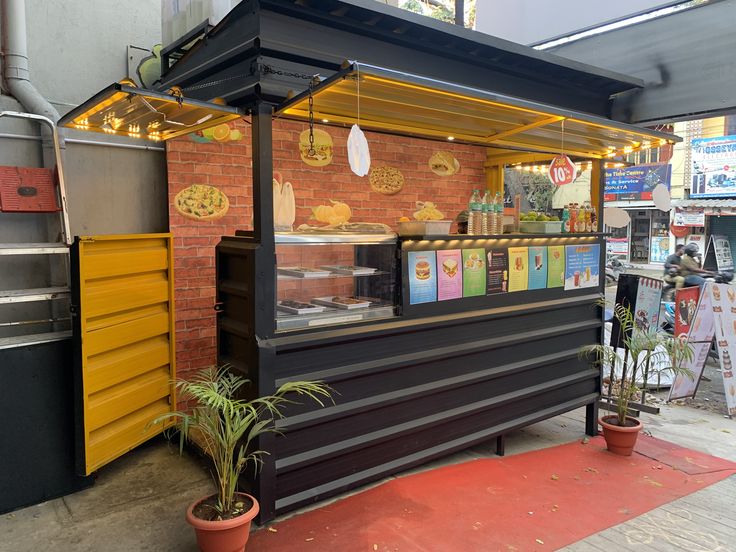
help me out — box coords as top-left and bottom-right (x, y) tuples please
(277, 266), (332, 278)
(398, 220), (452, 236)
(319, 265), (377, 275)
(312, 296), (372, 309)
(518, 221), (563, 234)
(277, 301), (326, 315)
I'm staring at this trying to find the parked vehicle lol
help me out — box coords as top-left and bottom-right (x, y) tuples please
(605, 254), (630, 284)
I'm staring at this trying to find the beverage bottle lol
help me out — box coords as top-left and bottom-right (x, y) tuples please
(562, 204), (570, 233)
(468, 189), (482, 235)
(590, 204), (597, 232)
(495, 192), (504, 234)
(584, 202), (592, 232)
(575, 203), (583, 233)
(481, 190), (490, 234)
(569, 203), (577, 234)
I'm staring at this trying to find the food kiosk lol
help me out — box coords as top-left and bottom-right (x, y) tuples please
(62, 0), (681, 522)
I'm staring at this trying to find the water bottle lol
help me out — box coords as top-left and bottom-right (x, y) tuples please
(468, 190), (482, 235)
(481, 191), (490, 234)
(494, 192), (504, 234)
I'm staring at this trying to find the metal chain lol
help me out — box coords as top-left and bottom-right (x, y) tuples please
(181, 64), (315, 92)
(307, 82), (316, 156)
(261, 64), (315, 81)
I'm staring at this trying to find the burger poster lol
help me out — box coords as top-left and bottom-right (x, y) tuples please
(486, 249), (509, 295)
(437, 249), (462, 301)
(408, 251), (438, 305)
(547, 246), (565, 288)
(527, 246), (548, 290)
(462, 248), (487, 297)
(508, 247), (529, 292)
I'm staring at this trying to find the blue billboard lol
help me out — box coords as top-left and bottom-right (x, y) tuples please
(604, 163), (671, 201)
(690, 135), (736, 198)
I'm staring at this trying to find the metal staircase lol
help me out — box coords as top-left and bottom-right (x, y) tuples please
(0, 111), (72, 349)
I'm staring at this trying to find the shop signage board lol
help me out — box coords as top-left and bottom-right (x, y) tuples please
(649, 236), (670, 263)
(686, 234), (706, 250)
(606, 237), (629, 257)
(436, 249), (462, 301)
(668, 286), (714, 401)
(610, 275), (662, 349)
(547, 246), (565, 288)
(527, 246), (548, 290)
(673, 287), (700, 338)
(604, 163), (671, 201)
(486, 249), (509, 295)
(548, 154), (577, 186)
(703, 234), (734, 271)
(674, 208), (705, 227)
(408, 251), (438, 304)
(708, 283), (736, 415)
(690, 135), (736, 198)
(564, 244), (600, 290)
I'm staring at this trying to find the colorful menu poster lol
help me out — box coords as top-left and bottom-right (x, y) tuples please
(508, 247), (528, 292)
(547, 246), (565, 288)
(527, 246), (548, 290)
(708, 283), (736, 415)
(564, 244), (600, 290)
(462, 248), (486, 297)
(436, 249), (462, 301)
(669, 287), (714, 401)
(633, 277), (663, 333)
(486, 249), (509, 295)
(408, 251), (437, 305)
(673, 286), (700, 338)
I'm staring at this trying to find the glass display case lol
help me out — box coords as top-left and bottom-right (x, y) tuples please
(275, 232), (398, 332)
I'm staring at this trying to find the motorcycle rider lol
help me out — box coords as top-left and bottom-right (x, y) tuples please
(663, 244), (685, 289)
(679, 243), (711, 288)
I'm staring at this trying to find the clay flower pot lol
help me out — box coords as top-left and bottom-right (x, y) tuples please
(599, 415), (643, 456)
(186, 492), (259, 552)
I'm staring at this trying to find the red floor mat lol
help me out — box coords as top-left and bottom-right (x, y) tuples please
(250, 435), (736, 551)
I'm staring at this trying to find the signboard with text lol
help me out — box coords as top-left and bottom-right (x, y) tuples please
(604, 163), (671, 201)
(690, 135), (736, 198)
(674, 208), (705, 227)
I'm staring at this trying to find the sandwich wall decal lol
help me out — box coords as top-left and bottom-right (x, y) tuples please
(429, 151), (460, 176)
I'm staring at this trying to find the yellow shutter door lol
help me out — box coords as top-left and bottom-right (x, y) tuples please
(74, 234), (176, 475)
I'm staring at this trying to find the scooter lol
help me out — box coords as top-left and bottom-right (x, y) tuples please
(605, 254), (628, 284)
(662, 269), (734, 302)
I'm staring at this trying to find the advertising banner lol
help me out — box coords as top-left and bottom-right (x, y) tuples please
(668, 287), (714, 401)
(436, 249), (462, 301)
(527, 246), (548, 290)
(486, 249), (509, 295)
(649, 236), (670, 264)
(707, 284), (736, 415)
(690, 135), (736, 198)
(606, 238), (629, 257)
(673, 287), (700, 338)
(674, 208), (705, 227)
(564, 244), (600, 290)
(408, 251), (437, 305)
(703, 234), (735, 271)
(547, 246), (565, 288)
(610, 274), (662, 349)
(508, 247), (528, 292)
(461, 249), (486, 297)
(604, 164), (671, 201)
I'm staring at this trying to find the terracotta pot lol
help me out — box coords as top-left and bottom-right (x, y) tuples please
(599, 415), (643, 456)
(186, 492), (259, 552)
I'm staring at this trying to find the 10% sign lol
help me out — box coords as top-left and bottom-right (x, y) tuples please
(548, 154), (577, 186)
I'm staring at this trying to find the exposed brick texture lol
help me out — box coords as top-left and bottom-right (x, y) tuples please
(167, 118), (485, 398)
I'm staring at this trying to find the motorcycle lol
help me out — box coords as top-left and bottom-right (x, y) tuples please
(662, 269), (734, 302)
(605, 254), (629, 284)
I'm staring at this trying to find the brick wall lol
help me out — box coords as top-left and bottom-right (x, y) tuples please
(167, 118), (485, 391)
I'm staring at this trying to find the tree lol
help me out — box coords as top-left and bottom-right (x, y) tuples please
(399, 0), (476, 28)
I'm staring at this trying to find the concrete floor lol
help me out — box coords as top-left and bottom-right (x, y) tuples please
(0, 400), (732, 552)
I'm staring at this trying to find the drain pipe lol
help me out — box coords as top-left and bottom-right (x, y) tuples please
(2, 0), (64, 163)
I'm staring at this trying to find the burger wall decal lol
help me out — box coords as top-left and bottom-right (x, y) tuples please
(429, 151), (460, 176)
(299, 129), (333, 167)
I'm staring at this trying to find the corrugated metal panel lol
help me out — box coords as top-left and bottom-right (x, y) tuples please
(76, 234), (176, 474)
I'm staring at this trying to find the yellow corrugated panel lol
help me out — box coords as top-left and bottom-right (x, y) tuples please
(78, 234), (176, 475)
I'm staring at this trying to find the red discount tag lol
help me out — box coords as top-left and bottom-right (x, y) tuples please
(548, 154), (576, 186)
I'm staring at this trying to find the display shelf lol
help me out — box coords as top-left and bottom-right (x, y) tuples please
(277, 270), (389, 281)
(0, 286), (70, 304)
(0, 243), (69, 255)
(276, 304), (395, 332)
(0, 330), (72, 350)
(275, 232), (397, 245)
(399, 232), (608, 241)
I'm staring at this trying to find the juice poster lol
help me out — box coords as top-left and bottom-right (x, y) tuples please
(508, 247), (528, 292)
(564, 244), (600, 290)
(527, 246), (547, 290)
(547, 246), (565, 288)
(408, 251), (437, 305)
(462, 248), (486, 297)
(436, 249), (462, 301)
(486, 249), (509, 295)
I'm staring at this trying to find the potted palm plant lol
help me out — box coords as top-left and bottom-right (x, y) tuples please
(581, 303), (692, 456)
(153, 366), (331, 552)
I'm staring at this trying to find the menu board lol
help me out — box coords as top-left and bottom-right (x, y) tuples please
(527, 246), (548, 290)
(668, 285), (714, 401)
(462, 248), (487, 297)
(633, 277), (663, 333)
(564, 244), (600, 290)
(708, 283), (736, 415)
(436, 249), (462, 301)
(486, 249), (509, 295)
(673, 287), (699, 338)
(408, 251), (437, 305)
(508, 247), (529, 292)
(547, 246), (565, 288)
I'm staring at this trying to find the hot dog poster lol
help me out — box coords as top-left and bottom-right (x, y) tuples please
(547, 246), (565, 288)
(436, 249), (462, 301)
(527, 246), (548, 290)
(408, 251), (437, 305)
(508, 247), (529, 292)
(462, 248), (487, 297)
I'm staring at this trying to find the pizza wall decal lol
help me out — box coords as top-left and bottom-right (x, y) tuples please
(175, 184), (230, 221)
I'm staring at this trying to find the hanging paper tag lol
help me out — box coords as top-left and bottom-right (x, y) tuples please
(548, 154), (576, 186)
(347, 124), (371, 177)
(652, 183), (672, 212)
(603, 207), (631, 229)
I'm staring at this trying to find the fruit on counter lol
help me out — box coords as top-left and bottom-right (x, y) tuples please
(520, 212), (560, 222)
(413, 201), (445, 221)
(311, 200), (352, 225)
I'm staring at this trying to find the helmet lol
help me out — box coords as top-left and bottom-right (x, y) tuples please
(684, 243), (699, 257)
